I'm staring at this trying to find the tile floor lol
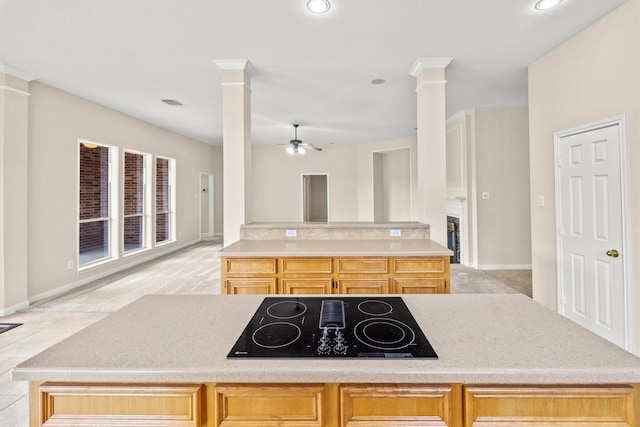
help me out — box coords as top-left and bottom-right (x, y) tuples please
(0, 239), (530, 426)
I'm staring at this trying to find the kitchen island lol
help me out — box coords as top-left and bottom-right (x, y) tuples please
(220, 222), (454, 295)
(13, 294), (640, 426)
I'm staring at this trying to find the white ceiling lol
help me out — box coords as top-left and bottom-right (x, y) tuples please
(0, 0), (627, 147)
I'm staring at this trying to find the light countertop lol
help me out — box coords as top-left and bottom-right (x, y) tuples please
(218, 239), (453, 257)
(242, 222), (429, 229)
(12, 294), (640, 384)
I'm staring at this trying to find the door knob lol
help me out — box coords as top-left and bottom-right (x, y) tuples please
(606, 249), (619, 258)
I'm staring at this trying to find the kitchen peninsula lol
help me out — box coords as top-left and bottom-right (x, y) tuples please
(219, 222), (454, 295)
(13, 294), (640, 426)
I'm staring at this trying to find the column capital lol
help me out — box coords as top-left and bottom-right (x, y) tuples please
(214, 59), (256, 78)
(0, 64), (36, 81)
(409, 58), (453, 77)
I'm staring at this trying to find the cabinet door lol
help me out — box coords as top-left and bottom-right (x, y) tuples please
(281, 278), (333, 294)
(337, 279), (389, 294)
(214, 384), (326, 427)
(464, 385), (636, 426)
(38, 383), (202, 427)
(225, 278), (277, 295)
(393, 278), (444, 294)
(341, 384), (462, 427)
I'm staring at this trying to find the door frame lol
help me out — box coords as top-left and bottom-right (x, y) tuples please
(553, 115), (631, 350)
(199, 172), (214, 236)
(301, 173), (329, 222)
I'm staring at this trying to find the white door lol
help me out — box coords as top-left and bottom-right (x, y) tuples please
(555, 121), (628, 349)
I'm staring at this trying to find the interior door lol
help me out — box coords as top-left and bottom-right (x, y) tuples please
(555, 121), (628, 349)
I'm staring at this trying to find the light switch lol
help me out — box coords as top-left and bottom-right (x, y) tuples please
(537, 195), (545, 207)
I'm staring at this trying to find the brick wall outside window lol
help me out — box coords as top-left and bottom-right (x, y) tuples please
(124, 152), (144, 248)
(79, 144), (109, 251)
(156, 158), (170, 242)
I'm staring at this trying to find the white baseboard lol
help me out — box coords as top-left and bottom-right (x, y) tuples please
(0, 300), (30, 317)
(477, 264), (532, 270)
(28, 238), (201, 306)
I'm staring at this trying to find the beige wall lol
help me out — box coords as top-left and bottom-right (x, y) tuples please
(475, 107), (531, 268)
(250, 144), (358, 222)
(357, 138), (418, 222)
(27, 82), (217, 301)
(446, 107), (531, 269)
(528, 0), (640, 354)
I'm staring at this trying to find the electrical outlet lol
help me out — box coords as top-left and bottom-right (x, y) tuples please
(67, 261), (74, 270)
(482, 192), (490, 200)
(285, 229), (297, 237)
(537, 195), (545, 207)
(390, 229), (402, 237)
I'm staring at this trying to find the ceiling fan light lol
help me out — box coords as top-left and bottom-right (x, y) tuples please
(535, 0), (563, 10)
(307, 0), (330, 14)
(287, 146), (295, 154)
(298, 147), (306, 154)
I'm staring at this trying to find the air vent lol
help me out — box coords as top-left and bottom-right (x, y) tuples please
(161, 99), (183, 106)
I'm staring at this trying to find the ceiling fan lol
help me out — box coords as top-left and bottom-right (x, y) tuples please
(286, 124), (322, 154)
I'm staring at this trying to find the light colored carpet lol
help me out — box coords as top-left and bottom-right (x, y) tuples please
(29, 239), (521, 313)
(450, 265), (519, 294)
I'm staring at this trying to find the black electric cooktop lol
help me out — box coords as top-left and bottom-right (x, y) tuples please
(227, 296), (438, 359)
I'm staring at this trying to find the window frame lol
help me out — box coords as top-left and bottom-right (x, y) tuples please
(122, 150), (152, 256)
(78, 140), (120, 270)
(155, 156), (176, 245)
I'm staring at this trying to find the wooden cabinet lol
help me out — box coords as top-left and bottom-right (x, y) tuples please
(30, 382), (640, 427)
(340, 384), (462, 427)
(464, 385), (637, 427)
(221, 256), (450, 295)
(214, 384), (329, 427)
(35, 383), (202, 427)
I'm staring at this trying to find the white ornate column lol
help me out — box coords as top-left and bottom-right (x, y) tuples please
(215, 60), (254, 246)
(0, 65), (34, 314)
(409, 58), (453, 246)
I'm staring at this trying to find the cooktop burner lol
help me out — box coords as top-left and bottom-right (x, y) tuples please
(228, 297), (438, 359)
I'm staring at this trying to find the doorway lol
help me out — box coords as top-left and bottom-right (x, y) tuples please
(554, 117), (629, 350)
(302, 174), (328, 222)
(200, 173), (214, 236)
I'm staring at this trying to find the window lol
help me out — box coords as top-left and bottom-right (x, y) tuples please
(78, 141), (118, 267)
(156, 157), (175, 244)
(123, 151), (150, 254)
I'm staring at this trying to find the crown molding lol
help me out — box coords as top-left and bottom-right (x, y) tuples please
(214, 59), (256, 78)
(0, 64), (36, 81)
(409, 58), (454, 76)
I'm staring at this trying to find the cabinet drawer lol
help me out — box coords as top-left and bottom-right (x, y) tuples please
(281, 258), (333, 274)
(336, 258), (389, 274)
(215, 384), (325, 427)
(226, 278), (276, 295)
(281, 278), (333, 294)
(224, 258), (277, 275)
(341, 384), (460, 427)
(394, 278), (444, 294)
(393, 257), (446, 274)
(464, 385), (636, 426)
(39, 383), (202, 427)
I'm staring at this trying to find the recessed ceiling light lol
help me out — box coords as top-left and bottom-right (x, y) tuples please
(535, 0), (563, 10)
(161, 99), (183, 106)
(307, 0), (330, 14)
(371, 78), (385, 85)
